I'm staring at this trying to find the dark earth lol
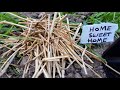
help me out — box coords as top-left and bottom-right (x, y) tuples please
(0, 12), (114, 78)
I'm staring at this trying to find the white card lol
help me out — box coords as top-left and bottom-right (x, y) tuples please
(80, 23), (118, 44)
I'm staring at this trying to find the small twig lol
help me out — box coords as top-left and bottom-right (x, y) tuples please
(7, 12), (32, 22)
(53, 61), (56, 78)
(58, 14), (67, 22)
(55, 61), (62, 78)
(105, 64), (120, 75)
(0, 20), (29, 29)
(42, 55), (69, 61)
(0, 46), (22, 77)
(22, 21), (33, 44)
(85, 54), (94, 63)
(87, 66), (102, 78)
(61, 58), (65, 78)
(34, 45), (39, 73)
(34, 62), (47, 78)
(50, 12), (58, 35)
(81, 46), (88, 75)
(2, 43), (21, 58)
(73, 23), (82, 40)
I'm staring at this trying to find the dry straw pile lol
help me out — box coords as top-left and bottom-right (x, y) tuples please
(0, 12), (119, 78)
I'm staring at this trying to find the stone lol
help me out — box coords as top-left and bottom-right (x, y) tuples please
(74, 73), (82, 78)
(20, 56), (28, 66)
(80, 68), (94, 78)
(66, 65), (75, 74)
(66, 73), (74, 78)
(81, 15), (86, 19)
(98, 66), (103, 69)
(74, 63), (81, 69)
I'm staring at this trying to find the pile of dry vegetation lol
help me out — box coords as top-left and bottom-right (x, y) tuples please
(0, 12), (119, 78)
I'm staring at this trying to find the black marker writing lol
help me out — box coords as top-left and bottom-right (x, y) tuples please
(89, 32), (112, 37)
(89, 26), (112, 32)
(88, 38), (107, 43)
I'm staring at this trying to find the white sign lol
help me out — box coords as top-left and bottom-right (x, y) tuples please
(80, 23), (118, 44)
